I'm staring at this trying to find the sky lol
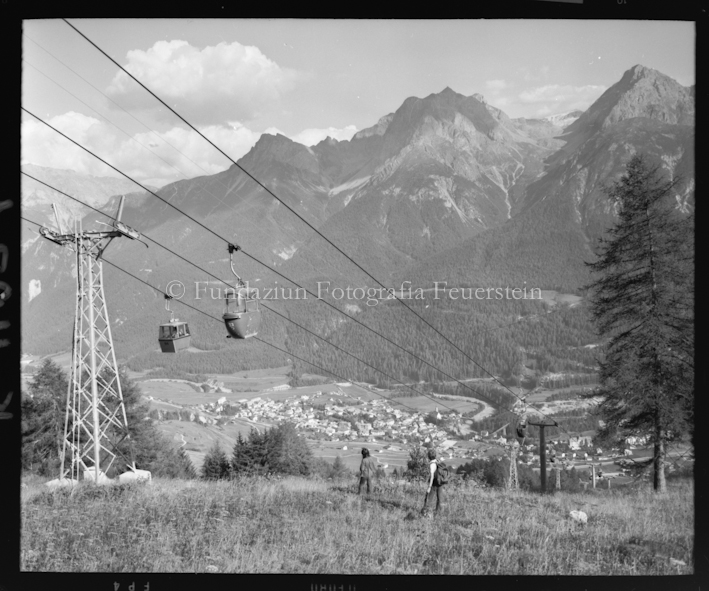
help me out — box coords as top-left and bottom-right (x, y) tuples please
(21, 19), (695, 188)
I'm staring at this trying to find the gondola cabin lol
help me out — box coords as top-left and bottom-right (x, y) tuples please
(158, 321), (191, 353)
(223, 287), (261, 339)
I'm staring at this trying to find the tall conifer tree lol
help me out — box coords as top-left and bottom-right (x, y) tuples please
(586, 154), (693, 493)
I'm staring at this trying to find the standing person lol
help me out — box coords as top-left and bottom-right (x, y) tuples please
(358, 448), (377, 494)
(422, 448), (443, 515)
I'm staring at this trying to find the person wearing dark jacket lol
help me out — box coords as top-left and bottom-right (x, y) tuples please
(422, 448), (444, 515)
(358, 448), (378, 494)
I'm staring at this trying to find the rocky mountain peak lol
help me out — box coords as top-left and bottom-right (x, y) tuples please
(625, 63), (655, 81)
(353, 113), (394, 139)
(237, 132), (320, 174)
(563, 64), (694, 140)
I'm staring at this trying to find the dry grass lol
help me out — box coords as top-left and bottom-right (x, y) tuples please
(20, 474), (693, 574)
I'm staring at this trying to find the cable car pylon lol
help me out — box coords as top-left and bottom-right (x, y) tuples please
(40, 196), (146, 487)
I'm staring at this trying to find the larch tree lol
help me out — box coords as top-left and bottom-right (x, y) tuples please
(22, 361), (196, 479)
(586, 154), (694, 493)
(21, 359), (68, 475)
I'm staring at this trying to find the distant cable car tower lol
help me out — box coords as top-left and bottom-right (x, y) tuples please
(39, 196), (147, 485)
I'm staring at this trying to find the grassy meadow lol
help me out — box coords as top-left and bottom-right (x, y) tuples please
(21, 474), (693, 574)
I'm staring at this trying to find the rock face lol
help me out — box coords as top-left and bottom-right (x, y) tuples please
(404, 64), (694, 292)
(288, 86), (564, 281)
(21, 64), (693, 358)
(572, 65), (694, 132)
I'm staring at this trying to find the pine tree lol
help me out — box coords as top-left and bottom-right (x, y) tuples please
(230, 423), (313, 477)
(201, 441), (231, 480)
(231, 432), (255, 475)
(586, 154), (694, 493)
(263, 422), (313, 476)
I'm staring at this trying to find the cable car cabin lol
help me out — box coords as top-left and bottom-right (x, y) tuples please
(223, 288), (261, 339)
(158, 321), (191, 353)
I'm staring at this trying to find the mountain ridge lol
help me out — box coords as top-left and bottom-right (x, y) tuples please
(21, 65), (693, 372)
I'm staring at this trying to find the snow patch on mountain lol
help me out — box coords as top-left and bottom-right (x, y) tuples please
(543, 110), (583, 129)
(28, 279), (41, 302)
(275, 245), (298, 260)
(22, 235), (40, 254)
(329, 175), (371, 196)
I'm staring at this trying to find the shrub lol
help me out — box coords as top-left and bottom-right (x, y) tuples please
(405, 446), (429, 482)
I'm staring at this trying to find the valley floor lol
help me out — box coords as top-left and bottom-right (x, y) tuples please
(20, 474), (693, 575)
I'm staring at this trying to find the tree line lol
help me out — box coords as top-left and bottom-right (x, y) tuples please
(21, 359), (196, 480)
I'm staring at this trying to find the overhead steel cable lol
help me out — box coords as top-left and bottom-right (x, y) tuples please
(20, 122), (558, 438)
(19, 116), (540, 419)
(25, 189), (580, 446)
(21, 214), (479, 419)
(61, 18), (567, 415)
(19, 179), (498, 415)
(22, 57), (241, 218)
(20, 44), (369, 292)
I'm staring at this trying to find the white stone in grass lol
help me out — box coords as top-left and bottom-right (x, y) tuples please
(569, 510), (588, 525)
(83, 469), (113, 485)
(118, 469), (152, 484)
(46, 478), (78, 488)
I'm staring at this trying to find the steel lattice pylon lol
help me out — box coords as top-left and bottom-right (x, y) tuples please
(61, 230), (131, 483)
(40, 199), (146, 484)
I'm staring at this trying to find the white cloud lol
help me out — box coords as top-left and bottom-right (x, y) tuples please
(290, 125), (358, 146)
(22, 111), (359, 188)
(106, 40), (305, 125)
(21, 112), (120, 179)
(485, 79), (508, 91)
(514, 84), (606, 118)
(518, 84), (605, 105)
(485, 82), (605, 119)
(21, 111), (266, 188)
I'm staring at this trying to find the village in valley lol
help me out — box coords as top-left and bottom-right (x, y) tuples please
(134, 370), (656, 482)
(21, 350), (679, 485)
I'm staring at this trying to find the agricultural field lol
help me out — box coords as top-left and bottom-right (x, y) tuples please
(389, 395), (480, 415)
(539, 290), (583, 308)
(200, 365), (291, 391)
(311, 440), (410, 472)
